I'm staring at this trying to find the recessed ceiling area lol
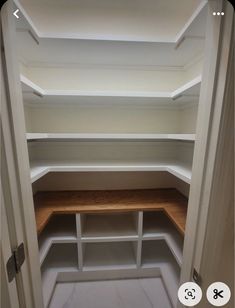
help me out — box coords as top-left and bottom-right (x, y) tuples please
(15, 0), (205, 41)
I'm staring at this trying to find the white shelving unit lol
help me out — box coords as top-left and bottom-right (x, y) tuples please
(38, 210), (183, 307)
(15, 1), (208, 307)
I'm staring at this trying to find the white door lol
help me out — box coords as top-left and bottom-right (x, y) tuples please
(1, 183), (21, 308)
(1, 1), (44, 307)
(180, 0), (234, 290)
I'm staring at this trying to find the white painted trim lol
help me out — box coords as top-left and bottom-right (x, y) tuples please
(180, 0), (233, 292)
(1, 188), (20, 308)
(1, 2), (44, 307)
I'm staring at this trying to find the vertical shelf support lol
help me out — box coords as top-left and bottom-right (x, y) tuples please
(136, 211), (143, 268)
(75, 214), (83, 269)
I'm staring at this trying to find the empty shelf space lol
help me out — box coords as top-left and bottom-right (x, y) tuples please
(21, 74), (201, 101)
(30, 162), (192, 184)
(82, 241), (137, 271)
(34, 189), (187, 235)
(81, 212), (138, 241)
(141, 239), (180, 302)
(41, 243), (78, 307)
(38, 215), (77, 265)
(26, 133), (195, 141)
(141, 240), (180, 284)
(143, 212), (184, 265)
(141, 239), (182, 307)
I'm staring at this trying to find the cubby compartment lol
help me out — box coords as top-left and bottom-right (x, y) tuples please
(38, 214), (77, 265)
(41, 243), (78, 307)
(143, 211), (184, 265)
(82, 241), (138, 270)
(141, 240), (180, 306)
(80, 212), (139, 241)
(142, 240), (179, 270)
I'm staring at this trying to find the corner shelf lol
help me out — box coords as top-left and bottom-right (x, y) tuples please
(34, 189), (187, 235)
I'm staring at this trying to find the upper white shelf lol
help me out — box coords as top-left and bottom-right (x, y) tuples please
(15, 0), (207, 43)
(21, 74), (201, 105)
(26, 133), (195, 142)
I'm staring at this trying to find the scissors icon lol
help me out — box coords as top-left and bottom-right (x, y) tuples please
(213, 289), (224, 299)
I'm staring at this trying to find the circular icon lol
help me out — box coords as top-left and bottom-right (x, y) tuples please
(178, 282), (202, 306)
(207, 282), (231, 306)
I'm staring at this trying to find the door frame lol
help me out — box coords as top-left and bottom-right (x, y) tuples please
(1, 1), (43, 307)
(180, 0), (234, 289)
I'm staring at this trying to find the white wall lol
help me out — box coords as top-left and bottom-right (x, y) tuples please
(24, 103), (198, 134)
(179, 104), (198, 133)
(24, 105), (182, 133)
(21, 66), (185, 92)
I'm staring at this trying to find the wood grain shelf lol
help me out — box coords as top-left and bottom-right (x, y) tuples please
(34, 189), (187, 236)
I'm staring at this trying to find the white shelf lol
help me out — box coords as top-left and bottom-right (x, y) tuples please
(38, 215), (77, 265)
(81, 212), (138, 242)
(30, 162), (192, 184)
(21, 74), (201, 105)
(41, 243), (78, 307)
(142, 212), (184, 266)
(15, 0), (206, 43)
(27, 133), (195, 142)
(83, 242), (137, 271)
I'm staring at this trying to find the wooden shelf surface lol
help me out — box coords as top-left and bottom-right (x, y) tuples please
(34, 189), (187, 235)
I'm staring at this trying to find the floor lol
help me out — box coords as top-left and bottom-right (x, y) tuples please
(49, 278), (172, 308)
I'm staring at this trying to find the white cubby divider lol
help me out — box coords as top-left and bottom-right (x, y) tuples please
(39, 210), (184, 307)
